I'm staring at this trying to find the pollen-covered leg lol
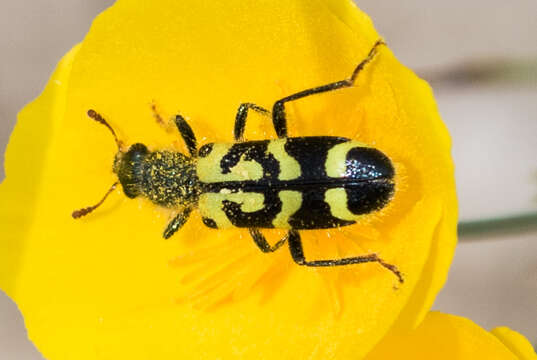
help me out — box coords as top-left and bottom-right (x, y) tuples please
(272, 39), (386, 138)
(249, 228), (288, 253)
(150, 102), (170, 130)
(287, 230), (403, 283)
(234, 103), (270, 141)
(150, 103), (197, 157)
(174, 115), (197, 157)
(163, 207), (193, 239)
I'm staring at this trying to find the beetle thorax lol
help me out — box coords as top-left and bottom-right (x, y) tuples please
(138, 150), (200, 207)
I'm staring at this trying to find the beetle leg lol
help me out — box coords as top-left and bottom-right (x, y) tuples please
(287, 229), (403, 283)
(174, 115), (197, 157)
(163, 207), (193, 239)
(249, 228), (288, 253)
(150, 102), (171, 130)
(150, 103), (197, 157)
(233, 103), (271, 141)
(272, 39), (386, 138)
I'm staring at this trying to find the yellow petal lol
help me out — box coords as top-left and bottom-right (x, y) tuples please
(491, 327), (537, 360)
(0, 0), (457, 359)
(0, 43), (80, 294)
(366, 312), (536, 360)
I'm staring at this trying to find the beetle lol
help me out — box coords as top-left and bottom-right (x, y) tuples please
(73, 40), (402, 282)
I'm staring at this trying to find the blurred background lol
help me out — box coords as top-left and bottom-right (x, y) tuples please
(1, 0), (536, 358)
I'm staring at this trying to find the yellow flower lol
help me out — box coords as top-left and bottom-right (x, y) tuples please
(491, 326), (537, 359)
(367, 311), (537, 360)
(0, 0), (458, 359)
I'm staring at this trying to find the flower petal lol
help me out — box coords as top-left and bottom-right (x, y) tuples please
(0, 44), (80, 294)
(366, 312), (535, 360)
(0, 0), (457, 359)
(491, 327), (537, 360)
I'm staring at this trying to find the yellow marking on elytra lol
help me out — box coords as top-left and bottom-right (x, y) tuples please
(266, 139), (301, 180)
(197, 143), (263, 183)
(325, 140), (369, 178)
(198, 191), (265, 229)
(324, 188), (360, 221)
(272, 191), (302, 228)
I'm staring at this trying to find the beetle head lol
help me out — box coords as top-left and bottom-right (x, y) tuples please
(113, 143), (148, 198)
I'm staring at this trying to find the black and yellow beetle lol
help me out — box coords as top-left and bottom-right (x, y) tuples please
(73, 40), (402, 282)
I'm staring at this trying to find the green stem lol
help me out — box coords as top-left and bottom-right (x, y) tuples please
(419, 58), (537, 86)
(458, 211), (537, 239)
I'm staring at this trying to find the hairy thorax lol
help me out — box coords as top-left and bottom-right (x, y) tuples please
(140, 151), (200, 207)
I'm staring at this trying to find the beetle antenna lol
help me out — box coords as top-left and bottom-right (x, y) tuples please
(87, 109), (123, 150)
(72, 182), (119, 219)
